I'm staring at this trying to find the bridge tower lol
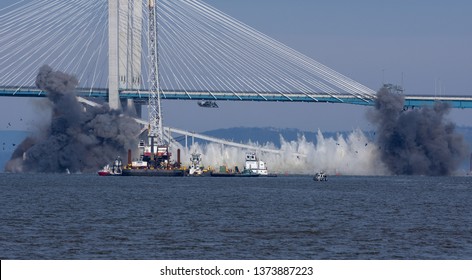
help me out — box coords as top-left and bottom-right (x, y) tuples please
(108, 0), (143, 111)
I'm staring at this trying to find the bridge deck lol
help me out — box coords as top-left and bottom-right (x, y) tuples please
(1, 87), (472, 109)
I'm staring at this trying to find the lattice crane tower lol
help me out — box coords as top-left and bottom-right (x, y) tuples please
(147, 0), (164, 145)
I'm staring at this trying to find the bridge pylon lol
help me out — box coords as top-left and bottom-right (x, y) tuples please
(108, 0), (143, 110)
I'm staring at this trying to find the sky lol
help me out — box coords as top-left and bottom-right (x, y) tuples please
(1, 0), (471, 133)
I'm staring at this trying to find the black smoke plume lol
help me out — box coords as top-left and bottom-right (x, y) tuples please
(368, 87), (468, 176)
(5, 65), (141, 173)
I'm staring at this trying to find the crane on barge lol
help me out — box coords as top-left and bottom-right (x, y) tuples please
(122, 0), (183, 176)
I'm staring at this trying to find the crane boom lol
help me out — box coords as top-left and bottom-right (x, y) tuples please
(147, 0), (164, 145)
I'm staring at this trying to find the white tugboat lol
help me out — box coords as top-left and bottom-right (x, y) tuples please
(188, 153), (207, 176)
(243, 152), (269, 176)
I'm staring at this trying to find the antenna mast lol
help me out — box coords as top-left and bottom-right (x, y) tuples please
(147, 0), (164, 145)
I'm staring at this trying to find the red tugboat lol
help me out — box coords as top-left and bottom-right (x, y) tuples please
(97, 157), (123, 176)
(97, 166), (112, 176)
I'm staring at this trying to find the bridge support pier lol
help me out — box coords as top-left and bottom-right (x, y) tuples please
(185, 135), (188, 152)
(122, 98), (141, 118)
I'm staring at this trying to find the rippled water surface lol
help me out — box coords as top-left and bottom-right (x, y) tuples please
(0, 173), (471, 259)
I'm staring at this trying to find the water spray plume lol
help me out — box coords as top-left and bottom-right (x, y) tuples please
(180, 129), (387, 176)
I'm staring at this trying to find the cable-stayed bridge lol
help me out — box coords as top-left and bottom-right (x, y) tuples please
(1, 86), (472, 109)
(0, 0), (471, 110)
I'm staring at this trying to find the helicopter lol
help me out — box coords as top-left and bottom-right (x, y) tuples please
(197, 100), (219, 108)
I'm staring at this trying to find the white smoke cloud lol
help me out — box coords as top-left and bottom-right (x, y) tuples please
(174, 129), (388, 176)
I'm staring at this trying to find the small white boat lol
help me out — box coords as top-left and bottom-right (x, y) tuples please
(313, 172), (327, 181)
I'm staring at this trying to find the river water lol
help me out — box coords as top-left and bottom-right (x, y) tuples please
(0, 173), (471, 259)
